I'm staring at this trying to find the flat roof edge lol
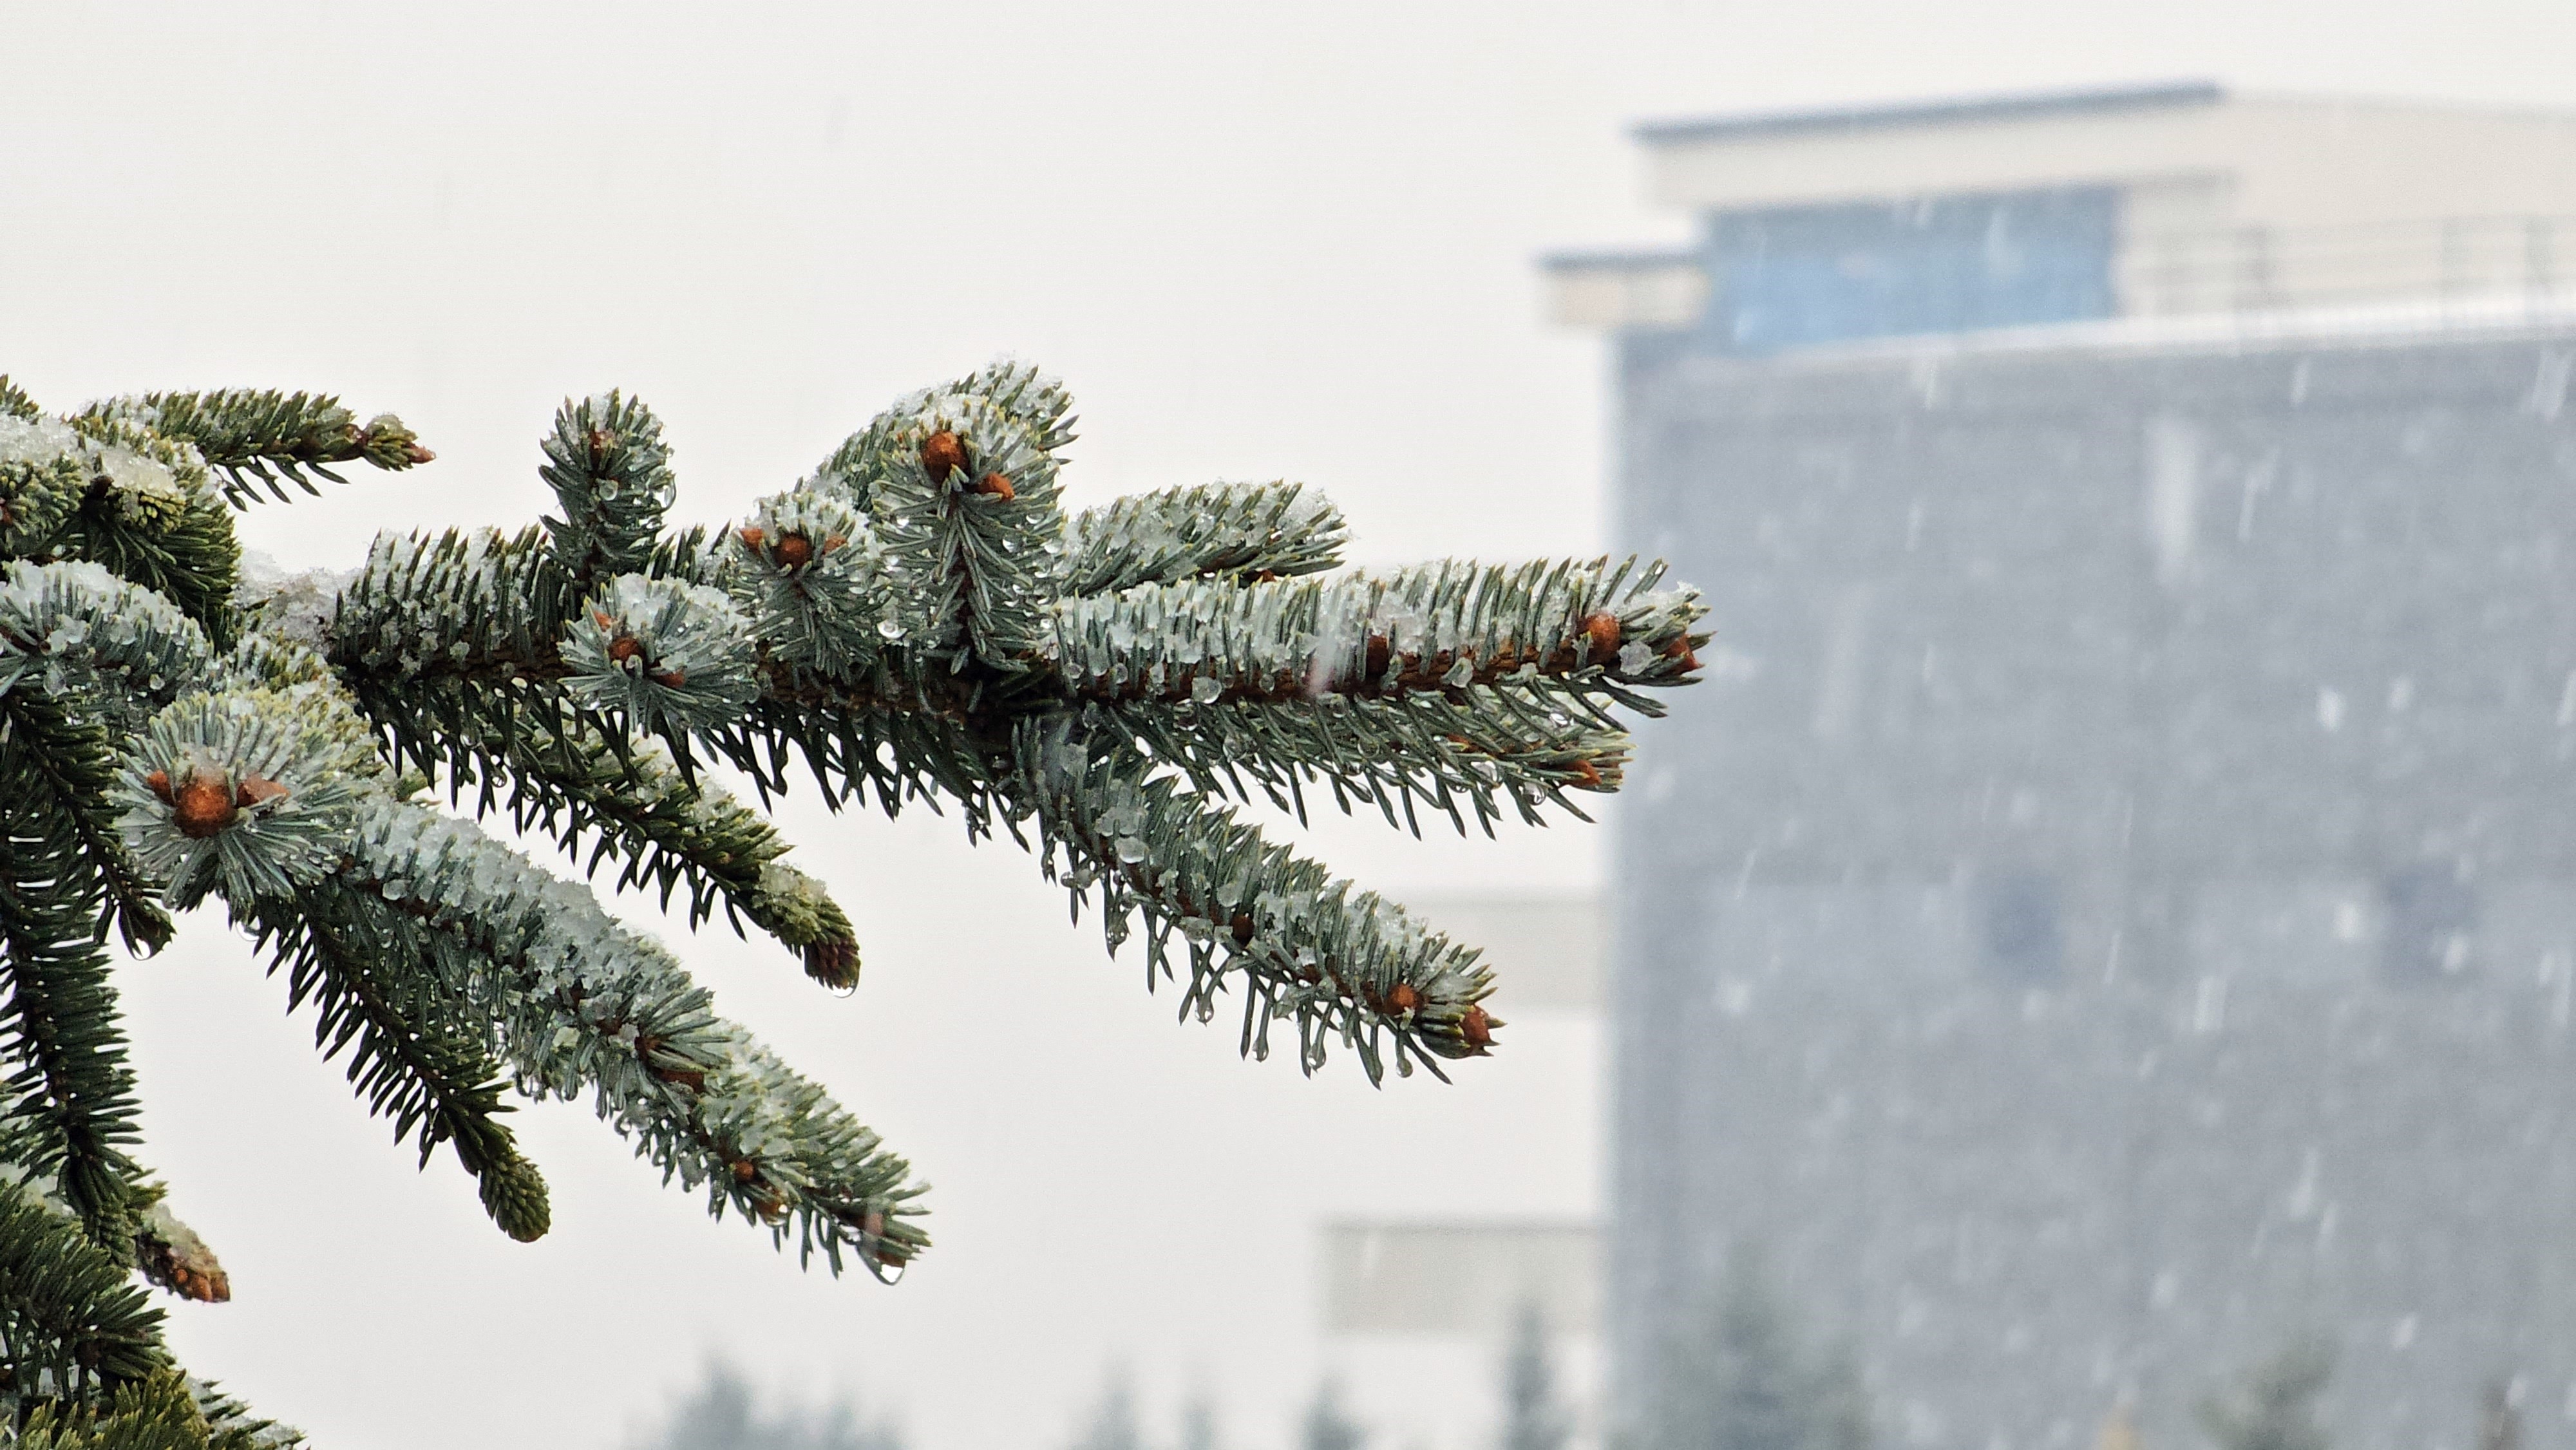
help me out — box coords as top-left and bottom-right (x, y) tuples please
(1633, 80), (2224, 146)
(1539, 247), (1700, 271)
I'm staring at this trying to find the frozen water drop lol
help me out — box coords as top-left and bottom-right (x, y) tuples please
(1190, 674), (1223, 704)
(867, 1254), (906, 1286)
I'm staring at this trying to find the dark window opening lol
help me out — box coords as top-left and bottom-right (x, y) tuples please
(2382, 865), (2477, 983)
(1982, 872), (2065, 984)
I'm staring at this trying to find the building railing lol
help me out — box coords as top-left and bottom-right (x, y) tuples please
(2119, 214), (2576, 319)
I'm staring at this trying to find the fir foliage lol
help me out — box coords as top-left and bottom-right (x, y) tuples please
(2198, 1342), (2334, 1450)
(1500, 1302), (1570, 1450)
(630, 1362), (903, 1450)
(0, 362), (1701, 1437)
(1299, 1384), (1368, 1450)
(1643, 1250), (1875, 1450)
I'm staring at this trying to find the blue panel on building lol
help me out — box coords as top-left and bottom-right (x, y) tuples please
(1705, 187), (2119, 352)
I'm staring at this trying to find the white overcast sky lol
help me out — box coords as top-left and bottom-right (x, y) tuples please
(8, 4), (2576, 1448)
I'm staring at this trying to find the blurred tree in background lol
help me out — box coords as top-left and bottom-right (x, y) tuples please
(0, 364), (1698, 1441)
(1301, 1382), (1368, 1450)
(2476, 1379), (2523, 1450)
(632, 1364), (903, 1450)
(1642, 1249), (1876, 1450)
(1501, 1301), (1571, 1450)
(1072, 1373), (1145, 1450)
(2197, 1341), (2334, 1450)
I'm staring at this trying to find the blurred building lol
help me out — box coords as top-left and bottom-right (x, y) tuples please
(1549, 83), (2576, 1450)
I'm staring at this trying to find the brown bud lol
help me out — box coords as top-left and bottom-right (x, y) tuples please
(772, 532), (814, 569)
(235, 774), (288, 808)
(586, 426), (612, 464)
(1230, 914), (1255, 946)
(732, 1160), (757, 1183)
(823, 533), (848, 552)
(403, 443), (436, 466)
(650, 668), (687, 689)
(1664, 636), (1700, 672)
(973, 471), (1017, 502)
(737, 525), (767, 551)
(1584, 612), (1622, 659)
(144, 769), (172, 803)
(752, 1193), (786, 1223)
(1568, 759), (1604, 789)
(1459, 1005), (1493, 1050)
(592, 609), (615, 629)
(1386, 982), (1420, 1013)
(171, 777), (238, 839)
(918, 430), (967, 483)
(805, 938), (860, 988)
(1364, 635), (1392, 679)
(607, 636), (641, 664)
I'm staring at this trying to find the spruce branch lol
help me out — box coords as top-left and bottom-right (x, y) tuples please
(859, 390), (1068, 670)
(0, 361), (1699, 1431)
(0, 690), (171, 959)
(446, 715), (860, 986)
(132, 1199), (228, 1306)
(339, 797), (923, 1278)
(1063, 480), (1348, 594)
(84, 390), (429, 507)
(1086, 688), (1630, 837)
(236, 890), (549, 1243)
(540, 392), (678, 607)
(0, 1187), (167, 1407)
(0, 699), (149, 1234)
(1019, 722), (1499, 1082)
(1048, 556), (1704, 717)
(0, 429), (90, 559)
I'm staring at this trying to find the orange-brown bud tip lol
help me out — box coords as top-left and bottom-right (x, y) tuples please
(732, 1160), (757, 1183)
(650, 668), (687, 689)
(404, 443), (436, 466)
(607, 636), (641, 664)
(737, 525), (766, 551)
(1387, 982), (1420, 1013)
(1584, 612), (1623, 659)
(171, 777), (238, 839)
(235, 774), (288, 808)
(144, 769), (172, 803)
(1460, 1005), (1493, 1050)
(773, 532), (814, 569)
(919, 430), (967, 483)
(974, 471), (1016, 502)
